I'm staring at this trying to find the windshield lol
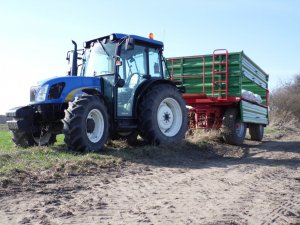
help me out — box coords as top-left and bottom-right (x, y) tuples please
(82, 41), (116, 76)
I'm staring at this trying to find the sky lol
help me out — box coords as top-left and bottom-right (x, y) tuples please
(0, 0), (299, 114)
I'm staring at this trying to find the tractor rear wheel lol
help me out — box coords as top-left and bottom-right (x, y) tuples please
(63, 95), (109, 152)
(221, 107), (246, 145)
(249, 124), (264, 141)
(138, 84), (187, 145)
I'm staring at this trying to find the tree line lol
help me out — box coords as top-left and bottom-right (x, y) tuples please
(269, 73), (300, 127)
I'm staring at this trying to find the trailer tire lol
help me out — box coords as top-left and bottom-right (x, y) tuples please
(249, 124), (264, 141)
(63, 95), (109, 152)
(138, 84), (188, 145)
(221, 107), (246, 145)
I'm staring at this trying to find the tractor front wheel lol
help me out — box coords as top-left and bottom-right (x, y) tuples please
(12, 130), (56, 147)
(63, 95), (109, 152)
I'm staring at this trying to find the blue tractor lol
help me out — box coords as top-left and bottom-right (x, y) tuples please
(6, 33), (188, 151)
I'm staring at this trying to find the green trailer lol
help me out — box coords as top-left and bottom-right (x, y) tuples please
(167, 49), (269, 145)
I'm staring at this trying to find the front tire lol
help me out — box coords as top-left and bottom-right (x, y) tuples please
(221, 107), (246, 145)
(63, 95), (109, 152)
(138, 84), (188, 145)
(12, 131), (35, 147)
(12, 130), (56, 147)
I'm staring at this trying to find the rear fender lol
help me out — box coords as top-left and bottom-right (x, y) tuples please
(133, 79), (178, 117)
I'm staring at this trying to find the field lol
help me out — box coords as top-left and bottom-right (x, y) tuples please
(0, 126), (299, 224)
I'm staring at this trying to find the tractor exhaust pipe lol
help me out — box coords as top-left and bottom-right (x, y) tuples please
(71, 40), (78, 76)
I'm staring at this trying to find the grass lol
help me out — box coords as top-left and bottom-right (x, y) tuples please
(0, 130), (13, 151)
(0, 125), (284, 179)
(0, 131), (123, 179)
(0, 124), (8, 130)
(0, 129), (218, 181)
(264, 126), (280, 135)
(0, 127), (241, 184)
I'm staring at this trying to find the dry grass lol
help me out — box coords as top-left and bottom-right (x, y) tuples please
(186, 129), (222, 144)
(269, 111), (300, 129)
(0, 129), (225, 188)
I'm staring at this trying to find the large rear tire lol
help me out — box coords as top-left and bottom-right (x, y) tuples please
(249, 124), (264, 141)
(221, 107), (246, 145)
(63, 95), (109, 152)
(138, 84), (188, 145)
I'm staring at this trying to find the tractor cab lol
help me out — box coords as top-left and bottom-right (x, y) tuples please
(73, 33), (165, 119)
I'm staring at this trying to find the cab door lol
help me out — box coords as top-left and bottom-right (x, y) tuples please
(116, 45), (148, 117)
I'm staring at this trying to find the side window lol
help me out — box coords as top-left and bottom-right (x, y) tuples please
(119, 45), (147, 80)
(149, 48), (161, 78)
(162, 59), (169, 79)
(129, 48), (146, 75)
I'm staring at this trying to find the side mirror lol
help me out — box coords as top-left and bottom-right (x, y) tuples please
(125, 37), (135, 51)
(116, 78), (125, 87)
(66, 51), (71, 61)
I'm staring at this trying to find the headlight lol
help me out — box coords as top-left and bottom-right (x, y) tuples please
(36, 84), (49, 102)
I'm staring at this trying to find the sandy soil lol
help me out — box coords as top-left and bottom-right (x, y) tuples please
(0, 131), (299, 225)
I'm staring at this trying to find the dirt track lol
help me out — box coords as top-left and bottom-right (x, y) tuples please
(0, 131), (299, 225)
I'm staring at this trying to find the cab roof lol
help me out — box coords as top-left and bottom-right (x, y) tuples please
(84, 33), (164, 49)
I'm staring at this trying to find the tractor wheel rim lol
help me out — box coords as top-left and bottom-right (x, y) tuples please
(86, 109), (104, 143)
(157, 98), (182, 137)
(33, 132), (52, 145)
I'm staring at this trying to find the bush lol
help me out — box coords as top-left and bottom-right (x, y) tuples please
(269, 74), (300, 127)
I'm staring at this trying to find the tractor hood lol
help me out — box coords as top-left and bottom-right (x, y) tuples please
(30, 76), (101, 104)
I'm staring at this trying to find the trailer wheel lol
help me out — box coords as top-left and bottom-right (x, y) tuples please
(249, 124), (264, 141)
(63, 95), (109, 152)
(138, 84), (188, 145)
(221, 107), (246, 145)
(12, 130), (56, 147)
